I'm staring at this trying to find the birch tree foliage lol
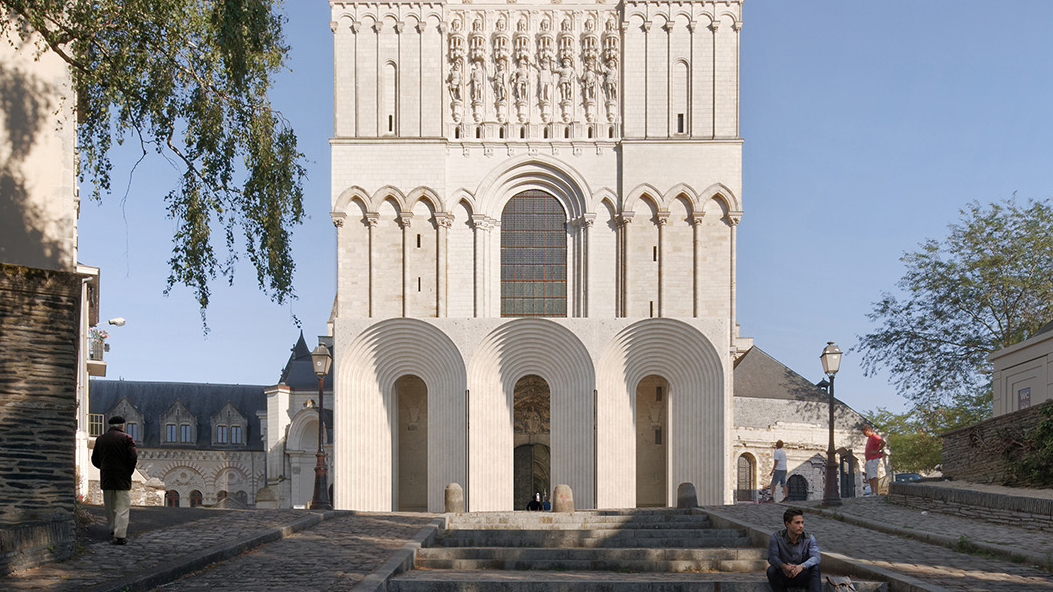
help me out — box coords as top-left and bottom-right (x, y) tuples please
(1, 0), (306, 321)
(858, 197), (1053, 407)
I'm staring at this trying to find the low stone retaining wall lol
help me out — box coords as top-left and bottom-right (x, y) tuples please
(888, 482), (1053, 533)
(940, 402), (1050, 484)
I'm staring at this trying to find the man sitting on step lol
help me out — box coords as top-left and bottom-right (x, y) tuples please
(766, 508), (821, 592)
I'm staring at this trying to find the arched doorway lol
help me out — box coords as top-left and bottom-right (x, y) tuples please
(513, 375), (550, 510)
(636, 375), (668, 507)
(787, 474), (809, 501)
(395, 375), (428, 511)
(189, 490), (203, 507)
(165, 490), (180, 507)
(736, 454), (756, 502)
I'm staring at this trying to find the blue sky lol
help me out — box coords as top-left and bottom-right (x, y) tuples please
(78, 1), (1053, 415)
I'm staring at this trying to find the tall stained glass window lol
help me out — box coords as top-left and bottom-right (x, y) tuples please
(501, 190), (567, 317)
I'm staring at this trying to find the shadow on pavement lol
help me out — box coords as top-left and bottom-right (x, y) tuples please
(79, 505), (243, 544)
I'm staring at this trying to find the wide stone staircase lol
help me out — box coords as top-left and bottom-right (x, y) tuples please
(388, 509), (887, 591)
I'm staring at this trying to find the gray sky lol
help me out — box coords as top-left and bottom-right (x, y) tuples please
(78, 1), (1053, 415)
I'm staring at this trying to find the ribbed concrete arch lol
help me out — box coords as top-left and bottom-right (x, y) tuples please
(596, 318), (726, 508)
(467, 319), (596, 510)
(334, 319), (467, 511)
(474, 154), (591, 220)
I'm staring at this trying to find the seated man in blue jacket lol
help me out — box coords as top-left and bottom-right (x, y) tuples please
(767, 508), (821, 592)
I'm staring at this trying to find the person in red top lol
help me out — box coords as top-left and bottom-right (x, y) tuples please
(862, 425), (885, 496)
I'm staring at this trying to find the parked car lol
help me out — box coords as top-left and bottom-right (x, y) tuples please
(893, 472), (923, 483)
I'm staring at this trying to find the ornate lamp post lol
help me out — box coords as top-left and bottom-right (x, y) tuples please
(309, 344), (333, 510)
(819, 341), (842, 507)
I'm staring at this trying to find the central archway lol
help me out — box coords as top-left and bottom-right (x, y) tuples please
(395, 375), (428, 511)
(635, 375), (668, 507)
(513, 375), (551, 509)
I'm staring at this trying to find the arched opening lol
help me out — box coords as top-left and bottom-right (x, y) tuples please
(189, 490), (203, 507)
(216, 490), (227, 503)
(787, 474), (809, 501)
(736, 453), (756, 501)
(396, 374), (429, 511)
(500, 190), (567, 317)
(636, 375), (668, 507)
(839, 449), (856, 498)
(513, 375), (551, 510)
(165, 490), (180, 507)
(235, 490), (248, 504)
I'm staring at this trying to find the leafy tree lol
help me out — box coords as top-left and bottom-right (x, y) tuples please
(858, 197), (1053, 407)
(866, 389), (992, 474)
(1, 0), (306, 321)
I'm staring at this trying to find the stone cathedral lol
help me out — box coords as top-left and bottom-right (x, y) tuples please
(328, 0), (747, 512)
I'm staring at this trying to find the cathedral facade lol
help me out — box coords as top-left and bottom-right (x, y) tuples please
(328, 0), (746, 511)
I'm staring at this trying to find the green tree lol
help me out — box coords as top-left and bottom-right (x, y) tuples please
(1, 0), (306, 320)
(866, 389), (992, 474)
(858, 197), (1053, 407)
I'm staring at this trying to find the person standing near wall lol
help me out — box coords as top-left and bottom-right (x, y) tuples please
(91, 416), (138, 545)
(769, 440), (788, 503)
(862, 425), (885, 496)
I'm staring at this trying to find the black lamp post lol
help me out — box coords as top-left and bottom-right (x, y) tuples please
(819, 341), (842, 507)
(309, 344), (333, 510)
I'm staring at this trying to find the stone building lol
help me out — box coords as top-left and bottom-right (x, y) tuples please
(0, 16), (95, 573)
(88, 381), (268, 509)
(732, 348), (870, 502)
(989, 320), (1053, 417)
(327, 0), (749, 512)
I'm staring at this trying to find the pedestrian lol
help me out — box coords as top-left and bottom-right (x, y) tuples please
(862, 425), (885, 496)
(766, 508), (822, 592)
(769, 440), (787, 503)
(91, 416), (138, 545)
(526, 492), (543, 511)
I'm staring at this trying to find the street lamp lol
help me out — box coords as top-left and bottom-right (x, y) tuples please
(819, 341), (842, 507)
(309, 344), (333, 510)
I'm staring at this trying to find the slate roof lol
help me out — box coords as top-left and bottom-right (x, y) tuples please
(279, 331), (334, 391)
(1037, 319), (1053, 336)
(89, 380), (267, 450)
(733, 347), (867, 430)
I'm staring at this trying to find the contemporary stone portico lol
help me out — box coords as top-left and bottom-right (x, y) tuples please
(329, 0), (746, 511)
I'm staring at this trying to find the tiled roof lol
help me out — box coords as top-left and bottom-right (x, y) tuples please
(89, 380), (267, 450)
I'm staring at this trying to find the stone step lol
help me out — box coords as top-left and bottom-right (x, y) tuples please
(436, 528), (750, 548)
(446, 515), (713, 530)
(389, 570), (890, 592)
(446, 510), (700, 526)
(416, 546), (768, 572)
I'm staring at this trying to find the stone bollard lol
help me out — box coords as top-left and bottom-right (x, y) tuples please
(444, 483), (464, 513)
(254, 486), (279, 509)
(676, 482), (698, 509)
(552, 484), (574, 512)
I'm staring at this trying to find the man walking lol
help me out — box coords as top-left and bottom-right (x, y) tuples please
(769, 440), (787, 502)
(767, 508), (821, 592)
(91, 416), (138, 545)
(863, 425), (885, 496)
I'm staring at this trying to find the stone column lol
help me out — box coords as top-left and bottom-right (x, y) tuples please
(581, 214), (595, 318)
(692, 212), (705, 318)
(618, 212), (634, 317)
(656, 211), (668, 317)
(436, 213), (453, 317)
(399, 212), (413, 317)
(470, 214), (490, 318)
(727, 211), (742, 347)
(365, 213), (380, 317)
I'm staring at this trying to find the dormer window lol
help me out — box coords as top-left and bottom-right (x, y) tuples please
(211, 402), (248, 447)
(160, 400), (196, 445)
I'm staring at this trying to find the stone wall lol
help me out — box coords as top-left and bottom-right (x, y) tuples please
(941, 401), (1051, 484)
(0, 264), (80, 574)
(889, 482), (1053, 533)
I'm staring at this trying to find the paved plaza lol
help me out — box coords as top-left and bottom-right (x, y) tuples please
(1, 489), (1051, 592)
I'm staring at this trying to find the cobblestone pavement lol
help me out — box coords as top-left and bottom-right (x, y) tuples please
(800, 495), (1053, 561)
(1, 509), (323, 591)
(710, 501), (1053, 592)
(152, 513), (433, 592)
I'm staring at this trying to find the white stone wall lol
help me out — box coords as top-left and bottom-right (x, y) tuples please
(329, 0), (744, 512)
(0, 25), (78, 272)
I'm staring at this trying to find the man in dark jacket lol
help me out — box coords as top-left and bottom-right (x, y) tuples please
(767, 508), (821, 592)
(91, 416), (138, 545)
